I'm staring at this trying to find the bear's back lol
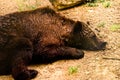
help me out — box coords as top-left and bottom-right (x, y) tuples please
(0, 7), (75, 49)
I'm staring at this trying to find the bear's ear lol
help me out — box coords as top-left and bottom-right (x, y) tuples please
(73, 21), (82, 34)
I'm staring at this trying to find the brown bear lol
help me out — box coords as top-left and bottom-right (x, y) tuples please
(0, 7), (106, 80)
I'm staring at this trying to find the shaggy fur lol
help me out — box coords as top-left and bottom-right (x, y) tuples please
(0, 7), (106, 80)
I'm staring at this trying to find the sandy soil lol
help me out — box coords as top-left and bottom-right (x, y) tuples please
(0, 0), (120, 80)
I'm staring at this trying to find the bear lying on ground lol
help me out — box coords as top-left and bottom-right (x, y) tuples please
(0, 7), (106, 80)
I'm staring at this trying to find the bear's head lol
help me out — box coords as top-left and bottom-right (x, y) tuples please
(66, 21), (107, 51)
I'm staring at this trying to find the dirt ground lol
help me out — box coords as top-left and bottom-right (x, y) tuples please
(0, 0), (120, 80)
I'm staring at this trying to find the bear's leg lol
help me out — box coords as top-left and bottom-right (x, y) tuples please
(51, 46), (84, 60)
(33, 46), (84, 63)
(59, 47), (84, 59)
(9, 38), (38, 80)
(11, 50), (38, 80)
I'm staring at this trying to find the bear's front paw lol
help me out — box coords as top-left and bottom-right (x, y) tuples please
(15, 70), (30, 80)
(29, 70), (38, 79)
(75, 49), (84, 59)
(14, 69), (38, 80)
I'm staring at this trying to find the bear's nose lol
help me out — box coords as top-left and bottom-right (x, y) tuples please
(99, 42), (107, 50)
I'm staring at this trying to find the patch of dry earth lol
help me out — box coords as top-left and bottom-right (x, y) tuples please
(0, 0), (120, 80)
